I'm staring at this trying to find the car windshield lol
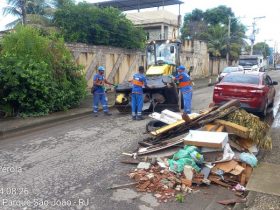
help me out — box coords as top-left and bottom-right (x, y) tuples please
(147, 42), (177, 65)
(222, 67), (238, 73)
(223, 74), (259, 85)
(156, 43), (176, 65)
(239, 59), (258, 66)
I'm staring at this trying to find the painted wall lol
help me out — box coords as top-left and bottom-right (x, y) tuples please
(67, 41), (232, 88)
(67, 43), (144, 87)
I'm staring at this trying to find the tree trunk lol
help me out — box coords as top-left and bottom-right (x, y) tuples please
(21, 0), (27, 25)
(210, 57), (214, 76)
(218, 58), (221, 74)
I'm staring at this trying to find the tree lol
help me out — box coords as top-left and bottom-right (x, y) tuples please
(228, 23), (246, 61)
(50, 0), (75, 9)
(204, 6), (234, 25)
(253, 42), (270, 57)
(181, 9), (207, 40)
(3, 0), (27, 26)
(3, 0), (53, 28)
(53, 3), (146, 49)
(181, 6), (246, 62)
(206, 25), (227, 73)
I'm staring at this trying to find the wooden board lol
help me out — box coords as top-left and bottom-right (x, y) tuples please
(215, 119), (250, 139)
(240, 163), (247, 185)
(150, 120), (185, 136)
(216, 125), (225, 132)
(137, 135), (185, 156)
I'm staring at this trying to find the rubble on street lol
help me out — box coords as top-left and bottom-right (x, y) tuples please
(119, 100), (272, 206)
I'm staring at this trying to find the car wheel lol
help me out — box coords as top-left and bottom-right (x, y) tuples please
(261, 100), (268, 117)
(269, 99), (274, 108)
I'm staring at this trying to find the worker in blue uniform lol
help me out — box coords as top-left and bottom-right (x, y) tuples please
(92, 66), (115, 117)
(131, 66), (148, 120)
(174, 65), (192, 114)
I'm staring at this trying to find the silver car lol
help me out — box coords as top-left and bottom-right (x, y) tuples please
(217, 66), (244, 82)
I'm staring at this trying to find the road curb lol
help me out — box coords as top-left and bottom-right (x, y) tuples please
(0, 82), (214, 140)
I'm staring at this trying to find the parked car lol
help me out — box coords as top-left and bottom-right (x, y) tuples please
(217, 66), (244, 82)
(275, 64), (280, 70)
(213, 71), (278, 116)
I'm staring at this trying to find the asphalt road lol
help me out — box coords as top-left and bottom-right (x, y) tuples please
(1, 70), (280, 210)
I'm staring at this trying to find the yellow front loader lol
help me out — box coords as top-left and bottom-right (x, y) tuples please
(115, 39), (183, 113)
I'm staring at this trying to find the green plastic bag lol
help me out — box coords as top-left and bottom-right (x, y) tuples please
(172, 145), (198, 160)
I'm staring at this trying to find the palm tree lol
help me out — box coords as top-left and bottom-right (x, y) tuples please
(3, 0), (27, 26)
(3, 0), (54, 29)
(206, 25), (227, 74)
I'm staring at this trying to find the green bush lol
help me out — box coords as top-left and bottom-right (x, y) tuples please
(0, 26), (87, 117)
(53, 3), (146, 49)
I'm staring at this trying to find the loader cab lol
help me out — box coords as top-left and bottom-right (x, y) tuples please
(146, 40), (181, 76)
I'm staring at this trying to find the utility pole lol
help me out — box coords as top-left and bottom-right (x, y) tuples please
(250, 16), (265, 55)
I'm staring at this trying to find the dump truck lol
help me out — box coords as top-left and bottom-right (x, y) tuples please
(114, 39), (183, 113)
(238, 55), (266, 72)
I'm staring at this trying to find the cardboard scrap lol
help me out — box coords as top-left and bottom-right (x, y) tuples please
(213, 160), (245, 176)
(213, 160), (238, 173)
(230, 165), (245, 176)
(237, 138), (254, 150)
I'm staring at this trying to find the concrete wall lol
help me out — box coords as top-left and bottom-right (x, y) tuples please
(67, 41), (234, 88)
(209, 58), (238, 75)
(67, 43), (145, 87)
(181, 40), (210, 78)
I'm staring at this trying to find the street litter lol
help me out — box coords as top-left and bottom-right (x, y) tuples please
(119, 100), (271, 204)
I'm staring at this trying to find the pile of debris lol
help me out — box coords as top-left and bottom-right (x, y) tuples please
(120, 100), (272, 205)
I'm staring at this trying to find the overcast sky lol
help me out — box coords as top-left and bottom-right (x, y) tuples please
(1, 0), (279, 49)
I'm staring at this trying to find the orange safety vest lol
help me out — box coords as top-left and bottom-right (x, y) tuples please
(132, 79), (144, 87)
(178, 81), (191, 88)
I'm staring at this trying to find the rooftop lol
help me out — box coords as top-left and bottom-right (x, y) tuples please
(126, 10), (178, 26)
(93, 0), (183, 11)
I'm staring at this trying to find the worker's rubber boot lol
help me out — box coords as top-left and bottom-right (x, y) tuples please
(104, 112), (112, 116)
(136, 116), (144, 120)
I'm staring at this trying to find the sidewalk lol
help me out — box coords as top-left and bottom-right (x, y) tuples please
(234, 111), (280, 210)
(0, 75), (217, 140)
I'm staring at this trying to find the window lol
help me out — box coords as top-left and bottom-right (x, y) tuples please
(264, 75), (272, 86)
(223, 74), (259, 85)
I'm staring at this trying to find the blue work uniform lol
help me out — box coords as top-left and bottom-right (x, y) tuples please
(92, 73), (109, 113)
(131, 73), (147, 117)
(175, 72), (192, 114)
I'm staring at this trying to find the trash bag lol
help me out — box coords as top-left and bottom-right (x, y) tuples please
(240, 152), (258, 167)
(172, 145), (198, 160)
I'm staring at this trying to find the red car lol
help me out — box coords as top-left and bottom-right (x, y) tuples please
(213, 71), (278, 116)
